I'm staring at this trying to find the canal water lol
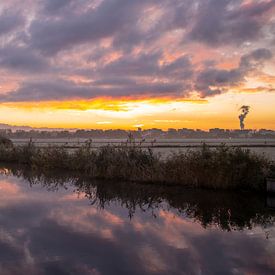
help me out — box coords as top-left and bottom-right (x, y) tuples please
(0, 168), (274, 275)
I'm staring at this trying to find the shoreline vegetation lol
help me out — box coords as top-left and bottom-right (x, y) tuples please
(0, 136), (274, 191)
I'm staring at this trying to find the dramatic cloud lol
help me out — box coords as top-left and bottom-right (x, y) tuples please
(0, 9), (25, 36)
(188, 0), (275, 46)
(196, 48), (273, 97)
(1, 78), (185, 102)
(0, 0), (274, 103)
(0, 46), (49, 73)
(42, 0), (73, 14)
(240, 48), (273, 69)
(29, 0), (154, 55)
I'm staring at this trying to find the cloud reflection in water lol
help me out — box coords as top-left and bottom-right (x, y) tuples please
(0, 167), (274, 274)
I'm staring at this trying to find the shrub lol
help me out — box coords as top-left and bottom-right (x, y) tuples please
(0, 136), (13, 147)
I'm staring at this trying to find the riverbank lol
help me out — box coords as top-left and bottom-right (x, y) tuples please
(0, 140), (274, 191)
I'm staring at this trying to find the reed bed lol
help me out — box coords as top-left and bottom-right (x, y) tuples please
(0, 138), (273, 190)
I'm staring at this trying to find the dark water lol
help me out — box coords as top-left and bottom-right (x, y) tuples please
(0, 167), (274, 275)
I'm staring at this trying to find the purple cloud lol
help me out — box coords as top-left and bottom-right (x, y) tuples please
(188, 0), (275, 46)
(0, 0), (274, 102)
(0, 9), (25, 36)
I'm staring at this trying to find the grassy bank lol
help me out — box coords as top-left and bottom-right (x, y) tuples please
(0, 139), (274, 190)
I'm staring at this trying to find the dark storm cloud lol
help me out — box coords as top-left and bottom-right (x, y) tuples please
(0, 9), (25, 36)
(58, 51), (193, 100)
(2, 79), (93, 101)
(196, 48), (273, 97)
(0, 47), (271, 101)
(0, 46), (49, 73)
(0, 0), (274, 102)
(33, 0), (189, 55)
(42, 0), (73, 14)
(100, 52), (193, 79)
(92, 77), (138, 86)
(27, 0), (275, 55)
(162, 55), (194, 78)
(1, 78), (186, 102)
(111, 0), (195, 52)
(100, 52), (163, 77)
(240, 48), (273, 69)
(188, 0), (275, 46)
(29, 0), (154, 55)
(196, 68), (242, 97)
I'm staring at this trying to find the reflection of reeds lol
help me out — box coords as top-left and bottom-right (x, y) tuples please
(1, 165), (275, 231)
(0, 139), (273, 190)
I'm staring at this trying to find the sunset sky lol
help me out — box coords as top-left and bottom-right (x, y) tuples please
(0, 0), (275, 130)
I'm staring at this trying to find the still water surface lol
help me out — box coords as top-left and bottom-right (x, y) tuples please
(0, 168), (274, 275)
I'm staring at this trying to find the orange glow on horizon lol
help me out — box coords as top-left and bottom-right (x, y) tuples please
(1, 97), (208, 111)
(0, 92), (274, 130)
